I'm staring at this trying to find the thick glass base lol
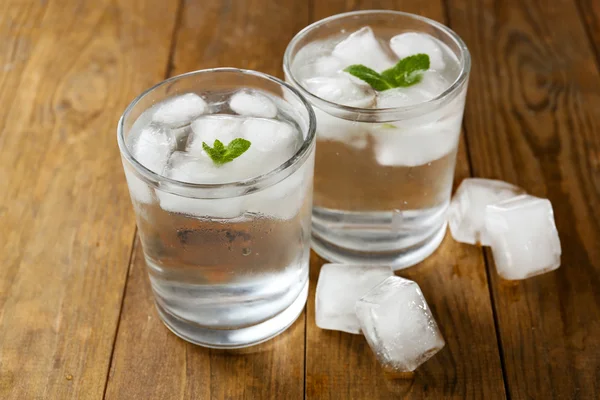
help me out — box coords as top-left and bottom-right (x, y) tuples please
(311, 206), (448, 270)
(155, 281), (308, 349)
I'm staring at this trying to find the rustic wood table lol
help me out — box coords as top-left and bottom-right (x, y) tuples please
(1, 0), (599, 398)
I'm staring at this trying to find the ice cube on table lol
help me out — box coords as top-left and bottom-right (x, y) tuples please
(315, 264), (393, 334)
(448, 178), (525, 245)
(485, 194), (561, 280)
(230, 90), (278, 118)
(355, 276), (445, 373)
(129, 124), (176, 174)
(152, 93), (207, 128)
(186, 115), (243, 157)
(157, 152), (244, 218)
(390, 32), (448, 71)
(304, 76), (376, 108)
(332, 26), (396, 72)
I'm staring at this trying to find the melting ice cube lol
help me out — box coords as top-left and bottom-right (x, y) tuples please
(332, 26), (395, 72)
(152, 93), (207, 128)
(355, 276), (445, 373)
(157, 152), (245, 218)
(389, 32), (449, 71)
(230, 90), (278, 118)
(186, 115), (243, 157)
(129, 124), (176, 174)
(448, 178), (525, 245)
(485, 194), (561, 280)
(371, 112), (462, 167)
(315, 264), (393, 334)
(303, 76), (376, 108)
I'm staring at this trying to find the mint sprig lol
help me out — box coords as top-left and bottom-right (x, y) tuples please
(344, 54), (430, 91)
(202, 138), (251, 165)
(343, 65), (395, 91)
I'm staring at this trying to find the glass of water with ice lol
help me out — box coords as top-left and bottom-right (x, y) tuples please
(284, 11), (471, 269)
(117, 68), (316, 348)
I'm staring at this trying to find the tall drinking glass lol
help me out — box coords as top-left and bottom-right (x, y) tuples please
(118, 69), (316, 348)
(284, 11), (470, 269)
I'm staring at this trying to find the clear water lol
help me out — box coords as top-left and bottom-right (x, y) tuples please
(290, 27), (466, 269)
(123, 88), (313, 347)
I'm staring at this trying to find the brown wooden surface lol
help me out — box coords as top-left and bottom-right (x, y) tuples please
(1, 0), (598, 399)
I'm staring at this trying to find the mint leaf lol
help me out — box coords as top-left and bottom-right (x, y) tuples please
(343, 65), (395, 91)
(343, 54), (430, 92)
(202, 138), (251, 165)
(381, 54), (430, 87)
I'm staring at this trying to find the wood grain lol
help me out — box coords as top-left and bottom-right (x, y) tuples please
(104, 1), (310, 399)
(0, 0), (178, 398)
(447, 0), (600, 397)
(306, 1), (506, 399)
(577, 0), (600, 65)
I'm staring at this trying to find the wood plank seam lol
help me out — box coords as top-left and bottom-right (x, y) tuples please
(165, 0), (186, 79)
(102, 233), (138, 400)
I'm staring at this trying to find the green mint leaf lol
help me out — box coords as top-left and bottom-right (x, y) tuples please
(381, 54), (430, 87)
(221, 138), (251, 163)
(343, 65), (395, 91)
(202, 138), (251, 165)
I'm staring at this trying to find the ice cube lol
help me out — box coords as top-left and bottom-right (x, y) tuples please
(122, 165), (154, 204)
(171, 125), (193, 150)
(371, 113), (461, 167)
(303, 76), (376, 108)
(157, 152), (244, 218)
(332, 26), (395, 72)
(129, 124), (176, 174)
(448, 178), (525, 245)
(485, 195), (561, 280)
(311, 55), (345, 77)
(376, 71), (450, 109)
(312, 107), (369, 149)
(315, 264), (393, 334)
(244, 156), (312, 220)
(186, 115), (243, 157)
(230, 90), (278, 118)
(152, 93), (207, 128)
(239, 117), (300, 174)
(390, 32), (448, 71)
(355, 276), (445, 373)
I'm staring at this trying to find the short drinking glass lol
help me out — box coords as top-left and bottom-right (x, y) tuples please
(284, 11), (471, 269)
(117, 68), (316, 348)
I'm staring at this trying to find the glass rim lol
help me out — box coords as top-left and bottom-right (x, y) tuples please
(117, 68), (316, 196)
(283, 10), (471, 121)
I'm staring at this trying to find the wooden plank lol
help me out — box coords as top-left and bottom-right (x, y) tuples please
(104, 1), (310, 399)
(306, 1), (506, 399)
(447, 0), (600, 397)
(0, 0), (178, 399)
(577, 0), (600, 64)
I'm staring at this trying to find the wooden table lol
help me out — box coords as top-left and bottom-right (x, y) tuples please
(1, 0), (599, 398)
